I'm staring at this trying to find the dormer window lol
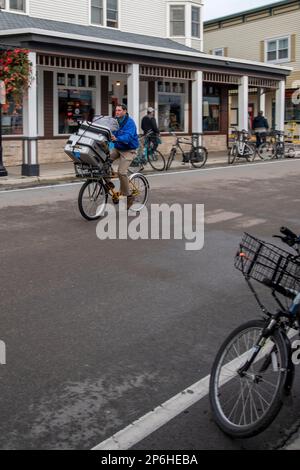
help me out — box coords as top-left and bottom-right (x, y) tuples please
(192, 6), (200, 38)
(0, 0), (26, 11)
(170, 5), (185, 37)
(107, 0), (118, 28)
(90, 0), (119, 28)
(10, 0), (26, 11)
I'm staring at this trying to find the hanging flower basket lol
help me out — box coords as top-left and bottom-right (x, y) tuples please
(0, 48), (32, 105)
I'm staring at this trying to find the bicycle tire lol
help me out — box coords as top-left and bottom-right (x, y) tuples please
(244, 144), (255, 162)
(228, 145), (237, 164)
(128, 173), (150, 212)
(275, 143), (285, 159)
(129, 151), (145, 173)
(258, 143), (275, 160)
(78, 180), (108, 221)
(209, 319), (288, 439)
(148, 149), (166, 171)
(190, 146), (208, 169)
(166, 148), (176, 171)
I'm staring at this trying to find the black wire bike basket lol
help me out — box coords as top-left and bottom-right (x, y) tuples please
(235, 233), (300, 293)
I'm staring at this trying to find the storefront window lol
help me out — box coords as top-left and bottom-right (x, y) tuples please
(158, 81), (185, 132)
(1, 96), (23, 135)
(203, 86), (220, 132)
(285, 92), (300, 122)
(57, 72), (96, 134)
(58, 89), (93, 134)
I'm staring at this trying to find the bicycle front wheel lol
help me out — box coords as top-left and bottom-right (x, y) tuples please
(228, 145), (237, 164)
(129, 173), (150, 212)
(78, 180), (108, 221)
(148, 150), (166, 171)
(190, 146), (208, 169)
(209, 319), (288, 438)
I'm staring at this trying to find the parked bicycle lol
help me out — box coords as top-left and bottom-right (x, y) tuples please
(258, 130), (296, 160)
(228, 129), (256, 164)
(166, 132), (208, 170)
(209, 226), (300, 438)
(130, 131), (166, 172)
(64, 116), (149, 220)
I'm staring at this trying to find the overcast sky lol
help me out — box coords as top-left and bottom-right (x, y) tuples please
(203, 0), (284, 20)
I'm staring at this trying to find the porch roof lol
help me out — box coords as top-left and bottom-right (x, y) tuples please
(0, 11), (292, 80)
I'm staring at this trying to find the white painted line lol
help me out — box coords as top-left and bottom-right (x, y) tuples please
(92, 375), (210, 451)
(92, 328), (298, 451)
(206, 211), (242, 224)
(147, 158), (300, 178)
(0, 182), (82, 194)
(1, 158), (299, 194)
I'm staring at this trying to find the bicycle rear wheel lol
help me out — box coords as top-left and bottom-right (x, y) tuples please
(148, 150), (166, 171)
(129, 173), (149, 212)
(78, 180), (108, 221)
(258, 143), (275, 160)
(209, 319), (288, 438)
(190, 146), (208, 169)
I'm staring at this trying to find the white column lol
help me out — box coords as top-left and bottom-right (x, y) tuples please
(127, 64), (140, 127)
(27, 51), (38, 166)
(238, 75), (249, 131)
(275, 80), (285, 131)
(258, 88), (266, 115)
(192, 71), (203, 134)
(185, 4), (192, 48)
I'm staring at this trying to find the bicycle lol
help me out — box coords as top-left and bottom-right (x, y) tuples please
(76, 160), (149, 221)
(209, 226), (300, 438)
(258, 130), (296, 160)
(228, 129), (256, 164)
(130, 131), (166, 172)
(166, 132), (208, 170)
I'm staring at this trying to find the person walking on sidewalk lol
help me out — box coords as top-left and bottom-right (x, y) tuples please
(109, 104), (139, 209)
(141, 107), (160, 151)
(253, 110), (269, 148)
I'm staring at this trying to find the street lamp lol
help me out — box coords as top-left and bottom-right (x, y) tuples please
(0, 80), (8, 177)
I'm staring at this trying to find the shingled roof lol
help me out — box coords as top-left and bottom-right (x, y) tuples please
(0, 10), (197, 53)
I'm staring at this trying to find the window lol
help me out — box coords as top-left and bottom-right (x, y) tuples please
(192, 6), (200, 38)
(91, 0), (104, 25)
(9, 0), (25, 11)
(0, 1), (5, 9)
(1, 97), (23, 136)
(266, 36), (289, 63)
(56, 72), (96, 134)
(285, 91), (300, 123)
(90, 0), (118, 28)
(107, 0), (118, 28)
(170, 5), (185, 37)
(213, 48), (224, 56)
(203, 86), (220, 132)
(158, 81), (186, 132)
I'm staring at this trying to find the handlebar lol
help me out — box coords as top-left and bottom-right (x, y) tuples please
(273, 226), (300, 251)
(280, 226), (298, 240)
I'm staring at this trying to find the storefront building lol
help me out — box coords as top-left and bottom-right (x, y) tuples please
(0, 10), (291, 174)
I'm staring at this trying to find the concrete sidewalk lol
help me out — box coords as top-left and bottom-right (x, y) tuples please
(0, 151), (229, 190)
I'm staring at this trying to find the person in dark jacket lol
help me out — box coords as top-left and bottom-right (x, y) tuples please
(253, 111), (269, 147)
(109, 104), (139, 208)
(141, 107), (160, 150)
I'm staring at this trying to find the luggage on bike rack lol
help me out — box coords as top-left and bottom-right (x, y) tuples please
(64, 117), (118, 169)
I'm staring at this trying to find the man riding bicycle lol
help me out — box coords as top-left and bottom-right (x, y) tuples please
(108, 104), (139, 209)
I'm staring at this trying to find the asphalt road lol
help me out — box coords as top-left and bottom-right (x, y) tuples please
(1, 159), (300, 450)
